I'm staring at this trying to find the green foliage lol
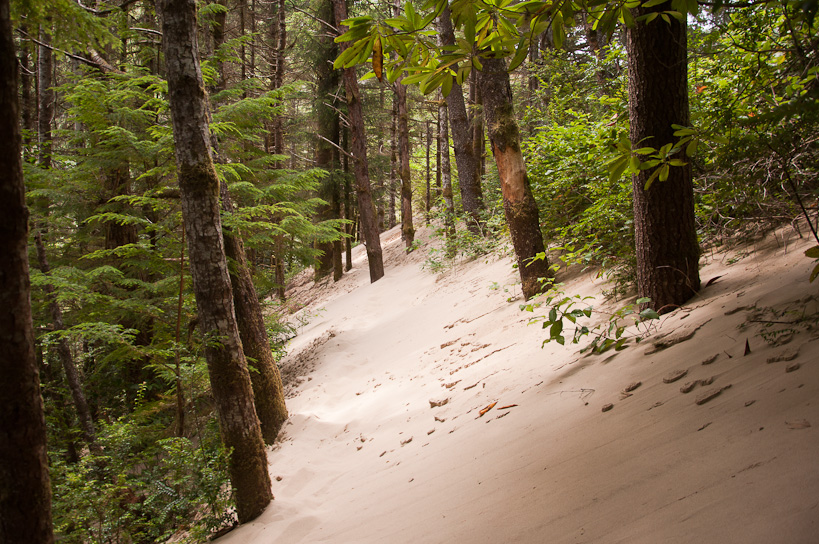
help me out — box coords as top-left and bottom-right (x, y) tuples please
(422, 205), (507, 273)
(523, 103), (635, 284)
(50, 417), (234, 543)
(521, 285), (660, 353)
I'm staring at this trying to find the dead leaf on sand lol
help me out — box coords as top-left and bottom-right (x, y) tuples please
(478, 402), (497, 417)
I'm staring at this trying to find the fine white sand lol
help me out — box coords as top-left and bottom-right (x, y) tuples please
(217, 223), (819, 544)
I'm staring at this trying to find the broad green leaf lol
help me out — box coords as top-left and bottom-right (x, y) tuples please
(508, 38), (530, 71)
(658, 163), (670, 182)
(644, 167), (661, 190)
(805, 246), (819, 258)
(441, 73), (454, 97)
(640, 308), (660, 320)
(811, 263), (819, 283)
(686, 139), (698, 156)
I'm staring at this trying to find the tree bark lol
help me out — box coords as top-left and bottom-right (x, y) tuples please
(439, 100), (455, 254)
(158, 0), (272, 522)
(333, 0), (384, 282)
(627, 6), (700, 312)
(37, 24), (54, 169)
(479, 56), (550, 299)
(221, 184), (288, 443)
(0, 1), (54, 537)
(389, 98), (398, 229)
(19, 25), (35, 160)
(395, 81), (414, 247)
(437, 5), (484, 232)
(314, 0), (342, 280)
(392, 0), (414, 247)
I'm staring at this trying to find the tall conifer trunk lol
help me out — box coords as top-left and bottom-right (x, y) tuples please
(479, 56), (550, 299)
(37, 25), (53, 168)
(437, 5), (484, 232)
(158, 0), (272, 522)
(391, 0), (415, 248)
(314, 0), (342, 280)
(220, 185), (288, 443)
(0, 1), (54, 538)
(627, 6), (700, 311)
(332, 0), (384, 282)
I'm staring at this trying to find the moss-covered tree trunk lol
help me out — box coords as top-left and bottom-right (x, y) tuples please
(158, 0), (272, 522)
(437, 5), (484, 232)
(333, 0), (384, 282)
(479, 56), (550, 299)
(0, 2), (54, 538)
(221, 184), (288, 443)
(627, 5), (700, 312)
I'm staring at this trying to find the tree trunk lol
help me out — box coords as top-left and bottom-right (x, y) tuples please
(19, 25), (35, 160)
(333, 0), (384, 282)
(392, 0), (414, 248)
(425, 118), (431, 224)
(627, 6), (700, 312)
(221, 184), (288, 443)
(395, 81), (414, 247)
(158, 0), (272, 523)
(314, 0), (341, 281)
(0, 1), (54, 537)
(437, 5), (483, 232)
(37, 24), (54, 169)
(389, 98), (398, 229)
(439, 100), (455, 255)
(479, 56), (550, 300)
(342, 126), (353, 271)
(470, 64), (486, 184)
(34, 232), (103, 456)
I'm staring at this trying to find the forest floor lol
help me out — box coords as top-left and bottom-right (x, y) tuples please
(215, 222), (819, 544)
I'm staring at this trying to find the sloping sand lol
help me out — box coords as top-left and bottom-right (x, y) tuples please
(217, 224), (819, 543)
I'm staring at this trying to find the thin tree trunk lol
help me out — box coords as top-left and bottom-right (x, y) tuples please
(627, 5), (700, 312)
(34, 232), (102, 455)
(19, 25), (35, 160)
(439, 100), (455, 255)
(479, 56), (550, 300)
(37, 24), (53, 169)
(333, 0), (384, 282)
(437, 5), (484, 232)
(0, 1), (54, 536)
(158, 0), (272, 522)
(389, 97), (398, 229)
(221, 184), (288, 443)
(343, 126), (353, 271)
(425, 118), (431, 224)
(392, 0), (414, 249)
(471, 63), (486, 184)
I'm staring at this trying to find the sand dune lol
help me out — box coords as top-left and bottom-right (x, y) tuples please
(216, 223), (819, 543)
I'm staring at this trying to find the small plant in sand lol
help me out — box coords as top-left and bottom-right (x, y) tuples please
(522, 284), (660, 354)
(422, 206), (506, 274)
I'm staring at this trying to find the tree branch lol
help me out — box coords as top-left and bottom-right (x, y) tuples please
(316, 133), (358, 162)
